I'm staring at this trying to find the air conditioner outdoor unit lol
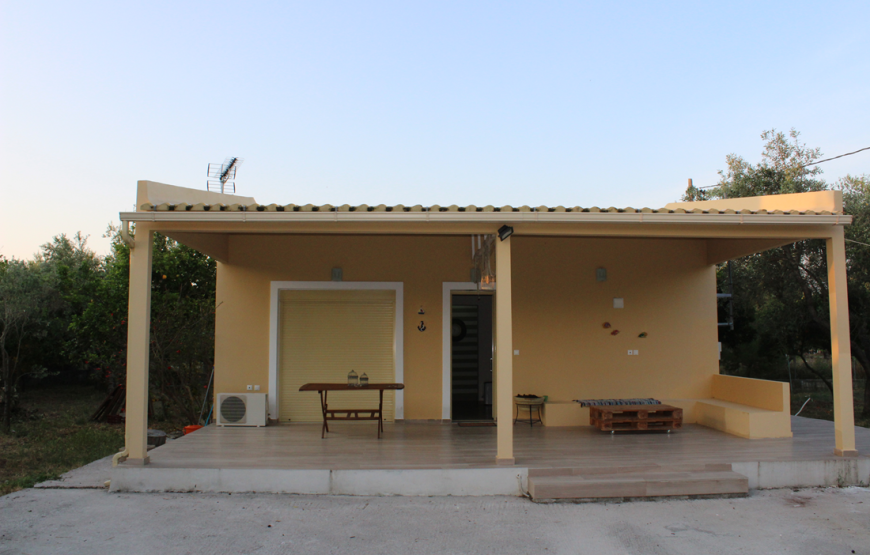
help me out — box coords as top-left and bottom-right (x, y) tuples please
(216, 393), (268, 427)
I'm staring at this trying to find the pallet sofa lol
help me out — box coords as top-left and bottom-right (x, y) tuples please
(541, 374), (792, 439)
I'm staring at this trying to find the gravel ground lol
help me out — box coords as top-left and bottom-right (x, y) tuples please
(1, 485), (868, 555)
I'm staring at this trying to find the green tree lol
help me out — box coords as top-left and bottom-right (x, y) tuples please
(839, 174), (870, 415)
(687, 129), (870, 417)
(69, 227), (217, 422)
(0, 259), (54, 432)
(33, 233), (104, 382)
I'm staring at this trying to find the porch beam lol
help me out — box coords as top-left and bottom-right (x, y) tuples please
(124, 226), (154, 464)
(826, 227), (858, 456)
(163, 231), (230, 263)
(495, 235), (514, 465)
(118, 216), (847, 241)
(706, 238), (802, 265)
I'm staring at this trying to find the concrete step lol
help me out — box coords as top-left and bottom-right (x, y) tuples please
(528, 464), (748, 502)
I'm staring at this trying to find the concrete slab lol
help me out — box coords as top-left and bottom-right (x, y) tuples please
(33, 455), (113, 489)
(732, 458), (870, 489)
(110, 466), (529, 496)
(111, 467), (331, 494)
(330, 468), (527, 496)
(2, 487), (868, 554)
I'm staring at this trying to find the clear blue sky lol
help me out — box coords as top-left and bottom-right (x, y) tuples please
(2, 1), (868, 259)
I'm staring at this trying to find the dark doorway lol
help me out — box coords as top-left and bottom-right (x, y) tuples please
(451, 294), (493, 421)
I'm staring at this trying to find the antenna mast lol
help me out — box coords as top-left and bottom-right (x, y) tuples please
(207, 157), (244, 194)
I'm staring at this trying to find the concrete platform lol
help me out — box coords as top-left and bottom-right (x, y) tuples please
(110, 416), (870, 496)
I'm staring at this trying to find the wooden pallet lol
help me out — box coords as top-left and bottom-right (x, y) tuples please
(589, 404), (683, 432)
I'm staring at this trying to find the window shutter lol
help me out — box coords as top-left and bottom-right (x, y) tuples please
(278, 289), (396, 422)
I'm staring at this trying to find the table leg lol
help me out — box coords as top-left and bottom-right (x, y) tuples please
(378, 389), (384, 438)
(514, 403), (518, 424)
(529, 404), (533, 427)
(320, 390), (329, 438)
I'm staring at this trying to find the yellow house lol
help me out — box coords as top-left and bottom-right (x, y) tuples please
(115, 181), (860, 493)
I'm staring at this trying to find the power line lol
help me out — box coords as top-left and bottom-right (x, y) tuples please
(846, 238), (870, 248)
(692, 146), (869, 190)
(803, 146), (870, 167)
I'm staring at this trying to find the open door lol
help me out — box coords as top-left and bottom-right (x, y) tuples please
(451, 294), (493, 421)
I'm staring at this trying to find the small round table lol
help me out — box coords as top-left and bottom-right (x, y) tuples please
(514, 396), (544, 427)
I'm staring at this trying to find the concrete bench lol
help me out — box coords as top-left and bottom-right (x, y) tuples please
(665, 375), (792, 439)
(542, 401), (589, 426)
(542, 375), (791, 439)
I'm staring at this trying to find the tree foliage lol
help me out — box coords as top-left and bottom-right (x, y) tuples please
(1, 228), (217, 432)
(685, 129), (870, 417)
(68, 227), (217, 423)
(0, 259), (55, 432)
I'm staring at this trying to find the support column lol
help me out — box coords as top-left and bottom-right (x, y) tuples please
(495, 236), (514, 465)
(827, 227), (857, 456)
(124, 226), (154, 465)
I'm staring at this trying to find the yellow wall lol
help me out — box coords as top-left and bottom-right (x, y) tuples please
(214, 234), (720, 419)
(511, 237), (718, 402)
(215, 234), (471, 420)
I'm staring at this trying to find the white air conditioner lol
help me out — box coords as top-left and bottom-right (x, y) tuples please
(216, 393), (268, 427)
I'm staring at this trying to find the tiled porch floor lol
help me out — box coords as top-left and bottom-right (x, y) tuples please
(143, 416), (870, 470)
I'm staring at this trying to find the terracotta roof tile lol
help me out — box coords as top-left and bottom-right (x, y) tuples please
(135, 201), (842, 217)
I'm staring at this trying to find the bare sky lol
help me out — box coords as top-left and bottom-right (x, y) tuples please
(2, 1), (868, 259)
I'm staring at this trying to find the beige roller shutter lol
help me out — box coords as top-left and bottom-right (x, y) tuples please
(278, 289), (396, 422)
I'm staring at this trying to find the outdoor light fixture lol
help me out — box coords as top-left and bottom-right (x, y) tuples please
(497, 225), (514, 241)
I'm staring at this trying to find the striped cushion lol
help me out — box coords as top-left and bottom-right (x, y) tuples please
(573, 398), (661, 407)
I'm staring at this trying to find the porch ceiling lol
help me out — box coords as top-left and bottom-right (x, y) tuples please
(162, 230), (828, 266)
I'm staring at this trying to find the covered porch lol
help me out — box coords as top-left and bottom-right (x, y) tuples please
(116, 182), (861, 486)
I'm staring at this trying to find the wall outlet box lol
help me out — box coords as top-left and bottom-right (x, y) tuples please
(627, 350), (633, 355)
(613, 297), (624, 309)
(632, 350), (639, 355)
(513, 350), (520, 355)
(254, 385), (260, 391)
(246, 385), (253, 391)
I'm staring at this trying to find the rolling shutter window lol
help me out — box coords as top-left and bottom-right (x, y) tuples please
(278, 289), (396, 423)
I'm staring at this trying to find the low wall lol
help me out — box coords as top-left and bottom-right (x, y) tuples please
(542, 375), (792, 439)
(694, 375), (792, 439)
(542, 402), (589, 426)
(712, 374), (788, 412)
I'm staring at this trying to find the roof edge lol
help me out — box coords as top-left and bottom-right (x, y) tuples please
(665, 190), (842, 214)
(136, 180), (256, 209)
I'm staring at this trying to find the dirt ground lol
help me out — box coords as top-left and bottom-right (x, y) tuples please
(1, 484), (868, 555)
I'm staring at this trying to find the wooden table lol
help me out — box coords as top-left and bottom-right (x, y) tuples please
(589, 404), (683, 433)
(299, 383), (405, 438)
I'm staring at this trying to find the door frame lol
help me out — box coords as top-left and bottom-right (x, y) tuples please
(441, 282), (479, 420)
(269, 281), (404, 420)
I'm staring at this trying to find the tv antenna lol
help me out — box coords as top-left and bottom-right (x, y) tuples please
(207, 157), (243, 194)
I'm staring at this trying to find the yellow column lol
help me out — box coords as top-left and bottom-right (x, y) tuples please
(495, 236), (514, 464)
(124, 226), (154, 464)
(827, 227), (857, 456)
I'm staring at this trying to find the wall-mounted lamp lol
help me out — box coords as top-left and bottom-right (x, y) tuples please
(497, 225), (514, 241)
